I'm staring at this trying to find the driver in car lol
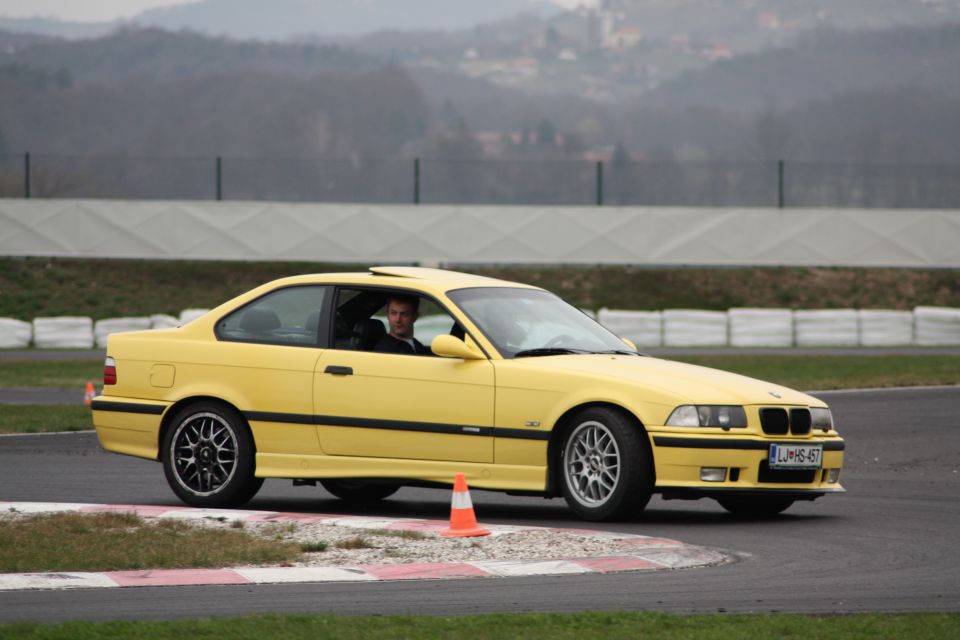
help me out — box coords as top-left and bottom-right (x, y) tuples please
(373, 295), (432, 355)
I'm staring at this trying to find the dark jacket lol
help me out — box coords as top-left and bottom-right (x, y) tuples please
(373, 333), (431, 355)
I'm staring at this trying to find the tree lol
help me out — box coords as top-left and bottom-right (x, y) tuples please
(612, 140), (631, 167)
(536, 118), (557, 149)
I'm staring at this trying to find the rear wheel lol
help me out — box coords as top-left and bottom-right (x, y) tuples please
(717, 496), (795, 517)
(560, 406), (654, 521)
(320, 479), (400, 503)
(161, 402), (263, 508)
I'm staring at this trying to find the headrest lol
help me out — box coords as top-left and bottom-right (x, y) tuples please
(240, 309), (281, 332)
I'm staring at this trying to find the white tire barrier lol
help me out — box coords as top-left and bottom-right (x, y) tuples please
(94, 317), (152, 349)
(597, 309), (662, 347)
(32, 317), (95, 349)
(663, 310), (727, 347)
(858, 310), (914, 347)
(5, 306), (960, 348)
(728, 308), (793, 347)
(179, 309), (210, 325)
(150, 314), (180, 329)
(915, 306), (960, 346)
(794, 309), (859, 347)
(0, 318), (32, 349)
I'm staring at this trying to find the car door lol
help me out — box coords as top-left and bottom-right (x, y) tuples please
(312, 289), (494, 464)
(212, 284), (331, 454)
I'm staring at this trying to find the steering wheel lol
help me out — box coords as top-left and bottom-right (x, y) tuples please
(545, 334), (575, 349)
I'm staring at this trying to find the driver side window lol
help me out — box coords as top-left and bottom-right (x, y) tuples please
(333, 288), (461, 355)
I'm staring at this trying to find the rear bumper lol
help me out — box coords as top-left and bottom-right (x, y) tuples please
(91, 396), (170, 460)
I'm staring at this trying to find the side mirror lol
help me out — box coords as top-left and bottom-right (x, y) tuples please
(621, 337), (638, 352)
(431, 334), (485, 360)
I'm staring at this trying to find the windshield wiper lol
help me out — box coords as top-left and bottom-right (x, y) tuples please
(513, 347), (592, 358)
(590, 349), (640, 356)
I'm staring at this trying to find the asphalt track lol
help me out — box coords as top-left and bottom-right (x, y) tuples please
(1, 386), (958, 623)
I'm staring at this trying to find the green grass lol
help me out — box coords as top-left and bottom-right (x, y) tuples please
(0, 360), (102, 388)
(3, 355), (960, 398)
(0, 512), (301, 573)
(0, 356), (957, 434)
(1, 612), (958, 640)
(0, 405), (93, 434)
(671, 355), (960, 390)
(2, 257), (959, 319)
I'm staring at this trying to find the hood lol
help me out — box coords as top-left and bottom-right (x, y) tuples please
(512, 354), (821, 407)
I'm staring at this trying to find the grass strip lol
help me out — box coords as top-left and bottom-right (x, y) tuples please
(4, 258), (960, 318)
(1, 612), (959, 640)
(0, 360), (102, 389)
(1, 357), (956, 435)
(670, 355), (960, 390)
(0, 512), (301, 573)
(2, 355), (959, 398)
(0, 405), (92, 434)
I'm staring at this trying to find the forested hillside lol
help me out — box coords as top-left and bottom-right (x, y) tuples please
(1, 20), (958, 205)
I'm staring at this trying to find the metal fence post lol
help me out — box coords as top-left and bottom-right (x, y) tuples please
(24, 152), (30, 199)
(215, 156), (223, 201)
(778, 159), (785, 209)
(596, 160), (604, 206)
(413, 157), (421, 204)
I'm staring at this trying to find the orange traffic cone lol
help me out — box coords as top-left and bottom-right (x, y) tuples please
(440, 473), (491, 538)
(83, 382), (96, 406)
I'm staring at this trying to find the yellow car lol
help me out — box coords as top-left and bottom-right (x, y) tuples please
(92, 267), (844, 521)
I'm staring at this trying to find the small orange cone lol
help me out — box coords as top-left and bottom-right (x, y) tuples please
(440, 473), (491, 538)
(83, 382), (96, 406)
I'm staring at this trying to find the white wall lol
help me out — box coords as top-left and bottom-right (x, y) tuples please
(2, 200), (959, 267)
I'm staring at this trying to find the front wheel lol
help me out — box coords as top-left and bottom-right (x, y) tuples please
(161, 402), (263, 508)
(320, 479), (400, 503)
(717, 496), (795, 517)
(560, 407), (654, 521)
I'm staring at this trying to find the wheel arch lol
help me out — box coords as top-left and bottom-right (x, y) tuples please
(157, 395), (251, 461)
(545, 401), (653, 497)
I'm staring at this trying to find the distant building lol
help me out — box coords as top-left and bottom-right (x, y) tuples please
(607, 26), (642, 49)
(705, 44), (733, 61)
(758, 12), (781, 30)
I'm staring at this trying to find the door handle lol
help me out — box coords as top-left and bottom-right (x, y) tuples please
(324, 365), (353, 376)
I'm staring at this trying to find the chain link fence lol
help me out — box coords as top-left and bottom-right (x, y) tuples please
(1, 153), (958, 208)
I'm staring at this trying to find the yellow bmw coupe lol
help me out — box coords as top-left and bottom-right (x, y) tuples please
(92, 267), (844, 521)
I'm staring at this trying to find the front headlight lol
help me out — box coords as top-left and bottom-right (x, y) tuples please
(810, 407), (834, 432)
(666, 405), (747, 429)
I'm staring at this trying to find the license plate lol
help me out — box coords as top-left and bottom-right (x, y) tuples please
(769, 443), (823, 469)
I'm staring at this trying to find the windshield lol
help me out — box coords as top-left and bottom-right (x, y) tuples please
(447, 287), (636, 358)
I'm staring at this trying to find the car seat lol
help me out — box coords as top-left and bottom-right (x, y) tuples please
(239, 309), (281, 334)
(351, 318), (386, 351)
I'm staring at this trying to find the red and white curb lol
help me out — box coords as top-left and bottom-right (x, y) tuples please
(0, 502), (732, 591)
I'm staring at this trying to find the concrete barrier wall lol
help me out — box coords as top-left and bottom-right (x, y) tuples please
(2, 200), (959, 267)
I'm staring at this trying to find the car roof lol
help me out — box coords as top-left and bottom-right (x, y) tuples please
(262, 266), (537, 297)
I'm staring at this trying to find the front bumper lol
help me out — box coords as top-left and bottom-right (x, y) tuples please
(649, 433), (845, 500)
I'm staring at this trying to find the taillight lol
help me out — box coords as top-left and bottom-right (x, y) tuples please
(104, 356), (117, 385)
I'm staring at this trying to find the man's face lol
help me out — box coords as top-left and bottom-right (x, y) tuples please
(386, 300), (418, 339)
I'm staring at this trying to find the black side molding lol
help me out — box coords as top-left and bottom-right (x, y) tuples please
(91, 400), (166, 415)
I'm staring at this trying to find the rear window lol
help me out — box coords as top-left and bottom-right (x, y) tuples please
(216, 285), (329, 347)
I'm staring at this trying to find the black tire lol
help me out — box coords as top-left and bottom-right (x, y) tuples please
(320, 479), (400, 503)
(161, 401), (263, 508)
(717, 496), (795, 517)
(559, 406), (654, 521)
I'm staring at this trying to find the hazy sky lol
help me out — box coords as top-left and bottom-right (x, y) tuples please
(0, 0), (598, 23)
